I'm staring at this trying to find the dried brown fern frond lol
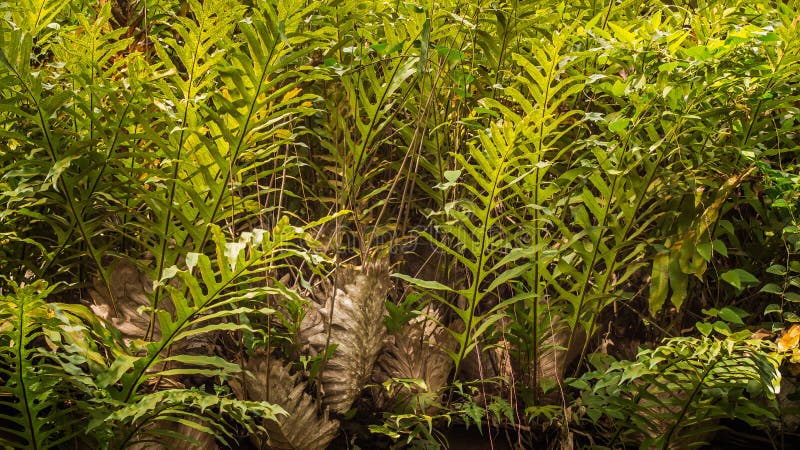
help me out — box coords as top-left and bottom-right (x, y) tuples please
(372, 308), (454, 412)
(129, 419), (220, 450)
(230, 353), (339, 450)
(89, 259), (168, 343)
(459, 339), (515, 383)
(532, 316), (588, 408)
(537, 316), (581, 385)
(301, 260), (391, 414)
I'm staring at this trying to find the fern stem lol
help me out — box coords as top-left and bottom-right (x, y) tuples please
(86, 94), (135, 202)
(601, 0), (615, 30)
(452, 134), (516, 381)
(530, 39), (561, 400)
(491, 0), (516, 99)
(661, 356), (717, 448)
(15, 290), (39, 450)
(149, 2), (211, 339)
(566, 171), (619, 356)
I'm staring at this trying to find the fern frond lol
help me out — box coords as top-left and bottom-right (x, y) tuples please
(0, 4), (143, 298)
(373, 308), (455, 412)
(301, 260), (391, 413)
(188, 0), (329, 241)
(96, 388), (285, 449)
(231, 353), (340, 450)
(113, 221), (310, 403)
(0, 282), (83, 449)
(146, 0), (245, 306)
(5, 0), (68, 38)
(576, 337), (781, 448)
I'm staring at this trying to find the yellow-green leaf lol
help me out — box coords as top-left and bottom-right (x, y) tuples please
(649, 253), (669, 314)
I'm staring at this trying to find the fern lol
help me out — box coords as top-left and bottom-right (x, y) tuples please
(4, 0), (68, 39)
(231, 353), (340, 450)
(138, 0), (330, 328)
(301, 260), (391, 413)
(113, 221), (309, 403)
(0, 282), (83, 449)
(397, 119), (534, 381)
(574, 337), (781, 449)
(0, 1), (134, 296)
(501, 28), (587, 396)
(143, 0), (244, 315)
(50, 220), (316, 448)
(92, 389), (284, 449)
(456, 24), (589, 401)
(188, 0), (329, 244)
(308, 2), (428, 257)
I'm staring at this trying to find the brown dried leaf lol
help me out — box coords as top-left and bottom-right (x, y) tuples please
(301, 260), (391, 414)
(230, 353), (339, 450)
(372, 308), (455, 411)
(778, 324), (800, 352)
(89, 259), (166, 343)
(129, 419), (219, 450)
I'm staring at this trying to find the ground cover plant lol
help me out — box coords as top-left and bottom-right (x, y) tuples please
(1, 0), (800, 448)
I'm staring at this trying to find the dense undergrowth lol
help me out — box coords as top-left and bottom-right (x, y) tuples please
(1, 0), (800, 448)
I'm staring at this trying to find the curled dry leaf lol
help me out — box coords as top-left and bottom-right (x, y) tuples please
(230, 353), (339, 450)
(301, 260), (391, 414)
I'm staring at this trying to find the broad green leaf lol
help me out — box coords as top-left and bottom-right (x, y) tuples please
(696, 322), (713, 336)
(721, 269), (759, 290)
(669, 257), (687, 310)
(696, 242), (712, 262)
(718, 307), (745, 325)
(608, 117), (630, 133)
(650, 253), (669, 313)
(608, 22), (636, 45)
(767, 264), (787, 276)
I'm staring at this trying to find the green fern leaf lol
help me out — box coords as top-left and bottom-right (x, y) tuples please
(0, 282), (83, 449)
(576, 337), (781, 449)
